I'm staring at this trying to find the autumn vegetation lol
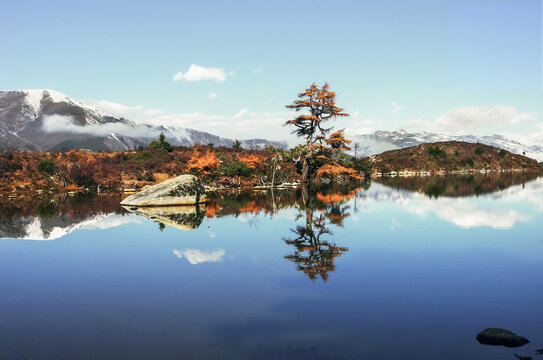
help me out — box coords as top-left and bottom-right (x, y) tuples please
(366, 141), (540, 173)
(1, 84), (541, 196)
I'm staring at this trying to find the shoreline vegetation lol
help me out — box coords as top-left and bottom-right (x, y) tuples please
(1, 83), (540, 198)
(0, 139), (540, 197)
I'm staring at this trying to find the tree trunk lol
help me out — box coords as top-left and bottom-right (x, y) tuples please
(301, 155), (310, 185)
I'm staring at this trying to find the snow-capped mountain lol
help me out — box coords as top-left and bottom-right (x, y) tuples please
(352, 129), (543, 161)
(0, 89), (287, 152)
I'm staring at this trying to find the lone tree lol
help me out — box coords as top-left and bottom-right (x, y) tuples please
(148, 132), (173, 152)
(285, 83), (349, 184)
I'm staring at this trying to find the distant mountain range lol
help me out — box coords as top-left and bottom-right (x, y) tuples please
(0, 89), (286, 152)
(352, 129), (543, 161)
(2, 89), (541, 161)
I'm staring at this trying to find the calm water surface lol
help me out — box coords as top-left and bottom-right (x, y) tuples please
(1, 173), (542, 360)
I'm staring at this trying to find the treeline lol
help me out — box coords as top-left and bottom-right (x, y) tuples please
(0, 140), (370, 194)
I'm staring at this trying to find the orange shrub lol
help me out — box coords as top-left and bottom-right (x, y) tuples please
(186, 150), (219, 177)
(315, 162), (362, 180)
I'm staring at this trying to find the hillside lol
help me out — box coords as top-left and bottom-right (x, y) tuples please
(352, 129), (543, 161)
(0, 89), (286, 152)
(367, 141), (540, 172)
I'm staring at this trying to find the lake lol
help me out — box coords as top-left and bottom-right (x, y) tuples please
(1, 172), (542, 360)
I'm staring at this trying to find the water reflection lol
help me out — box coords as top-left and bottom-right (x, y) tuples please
(1, 173), (543, 359)
(173, 248), (226, 264)
(376, 171), (540, 198)
(0, 193), (138, 240)
(279, 187), (360, 281)
(122, 205), (205, 231)
(1, 172), (541, 239)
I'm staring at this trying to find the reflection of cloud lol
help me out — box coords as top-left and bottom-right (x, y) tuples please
(173, 248), (225, 264)
(19, 214), (141, 241)
(80, 214), (142, 230)
(363, 181), (541, 229)
(403, 199), (531, 229)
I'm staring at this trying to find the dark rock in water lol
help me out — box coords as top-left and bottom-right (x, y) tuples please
(535, 349), (543, 355)
(476, 328), (530, 348)
(120, 175), (206, 206)
(514, 354), (532, 360)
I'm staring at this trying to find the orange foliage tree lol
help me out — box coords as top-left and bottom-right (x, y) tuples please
(186, 149), (219, 177)
(285, 83), (349, 184)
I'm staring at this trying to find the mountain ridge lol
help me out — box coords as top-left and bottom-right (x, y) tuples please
(0, 89), (287, 152)
(352, 129), (543, 161)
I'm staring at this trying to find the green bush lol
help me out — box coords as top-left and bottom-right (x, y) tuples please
(232, 140), (242, 150)
(475, 146), (484, 155)
(37, 158), (57, 175)
(428, 145), (446, 158)
(221, 161), (252, 178)
(148, 132), (173, 153)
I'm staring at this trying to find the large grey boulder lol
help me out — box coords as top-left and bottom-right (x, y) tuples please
(120, 175), (206, 206)
(476, 328), (530, 348)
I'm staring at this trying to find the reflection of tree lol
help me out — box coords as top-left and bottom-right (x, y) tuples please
(283, 188), (353, 281)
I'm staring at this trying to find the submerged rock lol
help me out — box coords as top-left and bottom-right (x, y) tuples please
(476, 328), (530, 348)
(120, 175), (206, 206)
(122, 205), (205, 231)
(514, 354), (532, 360)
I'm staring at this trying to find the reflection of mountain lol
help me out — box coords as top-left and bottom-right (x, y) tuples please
(0, 213), (139, 240)
(123, 205), (205, 231)
(375, 172), (541, 198)
(0, 193), (133, 240)
(362, 179), (543, 229)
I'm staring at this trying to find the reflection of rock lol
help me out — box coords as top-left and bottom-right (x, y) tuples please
(120, 175), (206, 206)
(123, 205), (205, 231)
(476, 328), (530, 348)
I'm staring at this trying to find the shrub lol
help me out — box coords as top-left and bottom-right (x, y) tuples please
(222, 161), (253, 178)
(148, 132), (173, 153)
(475, 146), (484, 155)
(428, 145), (446, 158)
(232, 140), (242, 150)
(37, 158), (57, 176)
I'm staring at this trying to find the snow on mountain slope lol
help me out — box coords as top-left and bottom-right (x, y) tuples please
(352, 129), (543, 161)
(0, 89), (287, 152)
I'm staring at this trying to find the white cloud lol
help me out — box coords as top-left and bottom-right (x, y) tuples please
(81, 99), (163, 120)
(172, 248), (225, 264)
(391, 102), (404, 114)
(145, 109), (295, 143)
(42, 114), (160, 138)
(208, 92), (217, 100)
(173, 64), (230, 82)
(233, 108), (248, 119)
(436, 106), (535, 134)
(253, 68), (263, 75)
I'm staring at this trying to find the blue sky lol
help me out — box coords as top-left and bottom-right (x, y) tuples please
(1, 0), (542, 143)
